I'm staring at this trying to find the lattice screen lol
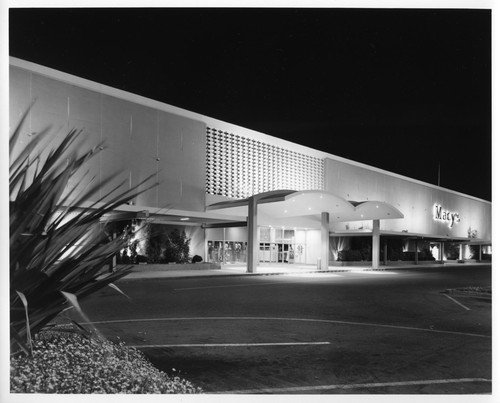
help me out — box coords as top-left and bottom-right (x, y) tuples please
(206, 127), (324, 198)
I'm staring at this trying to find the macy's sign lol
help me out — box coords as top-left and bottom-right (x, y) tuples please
(433, 204), (460, 228)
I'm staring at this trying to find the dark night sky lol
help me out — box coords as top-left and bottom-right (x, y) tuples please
(8, 7), (492, 201)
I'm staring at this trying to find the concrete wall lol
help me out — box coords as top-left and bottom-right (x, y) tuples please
(304, 230), (322, 265)
(10, 64), (207, 212)
(324, 158), (491, 240)
(206, 227), (248, 242)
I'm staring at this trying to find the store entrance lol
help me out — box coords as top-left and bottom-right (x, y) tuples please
(258, 227), (307, 264)
(205, 226), (311, 265)
(258, 242), (306, 264)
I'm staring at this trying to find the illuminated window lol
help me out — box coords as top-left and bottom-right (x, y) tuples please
(206, 127), (324, 198)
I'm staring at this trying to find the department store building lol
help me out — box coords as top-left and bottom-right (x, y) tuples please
(9, 57), (492, 272)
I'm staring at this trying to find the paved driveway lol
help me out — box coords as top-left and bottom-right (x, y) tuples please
(78, 265), (491, 394)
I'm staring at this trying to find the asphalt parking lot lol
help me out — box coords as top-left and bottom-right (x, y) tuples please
(78, 264), (491, 394)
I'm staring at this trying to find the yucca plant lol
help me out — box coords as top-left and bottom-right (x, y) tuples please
(10, 108), (156, 355)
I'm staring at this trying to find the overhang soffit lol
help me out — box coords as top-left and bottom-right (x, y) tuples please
(205, 190), (404, 222)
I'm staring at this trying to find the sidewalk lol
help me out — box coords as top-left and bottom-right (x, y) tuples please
(119, 261), (491, 281)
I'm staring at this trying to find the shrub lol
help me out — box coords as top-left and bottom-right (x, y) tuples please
(119, 249), (131, 264)
(360, 247), (372, 261)
(445, 243), (460, 260)
(143, 223), (166, 263)
(135, 255), (148, 263)
(401, 250), (436, 261)
(164, 229), (191, 263)
(418, 249), (435, 261)
(401, 251), (414, 261)
(389, 249), (403, 261)
(337, 249), (363, 261)
(10, 332), (203, 394)
(191, 255), (203, 263)
(128, 239), (139, 263)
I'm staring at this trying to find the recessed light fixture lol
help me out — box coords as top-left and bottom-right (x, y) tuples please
(180, 217), (189, 221)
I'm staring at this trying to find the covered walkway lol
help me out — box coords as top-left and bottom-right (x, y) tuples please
(207, 190), (404, 273)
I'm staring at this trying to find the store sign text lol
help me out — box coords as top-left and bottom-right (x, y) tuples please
(433, 204), (460, 228)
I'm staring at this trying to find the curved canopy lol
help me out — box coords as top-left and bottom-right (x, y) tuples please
(207, 190), (404, 224)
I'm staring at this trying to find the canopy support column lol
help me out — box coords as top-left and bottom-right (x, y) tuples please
(247, 196), (259, 273)
(372, 220), (380, 269)
(320, 212), (329, 270)
(414, 239), (419, 265)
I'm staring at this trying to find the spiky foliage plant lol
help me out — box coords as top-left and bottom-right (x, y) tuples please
(10, 109), (156, 354)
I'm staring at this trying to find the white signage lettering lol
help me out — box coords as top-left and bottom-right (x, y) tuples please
(433, 204), (460, 228)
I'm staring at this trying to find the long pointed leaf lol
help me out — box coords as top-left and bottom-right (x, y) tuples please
(15, 291), (32, 354)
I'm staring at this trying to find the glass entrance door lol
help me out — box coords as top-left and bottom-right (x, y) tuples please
(258, 242), (303, 264)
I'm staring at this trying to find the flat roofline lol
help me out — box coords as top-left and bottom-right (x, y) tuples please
(10, 56), (491, 205)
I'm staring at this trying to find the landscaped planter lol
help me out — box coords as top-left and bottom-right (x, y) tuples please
(124, 262), (221, 272)
(330, 261), (372, 267)
(386, 260), (441, 266)
(331, 260), (443, 267)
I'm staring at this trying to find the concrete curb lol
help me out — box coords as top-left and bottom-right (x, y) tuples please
(118, 263), (491, 282)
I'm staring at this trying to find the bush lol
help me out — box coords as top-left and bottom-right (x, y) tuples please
(191, 255), (203, 263)
(401, 251), (414, 261)
(135, 255), (148, 263)
(337, 249), (363, 261)
(401, 250), (436, 261)
(144, 223), (165, 263)
(445, 243), (460, 260)
(389, 249), (403, 261)
(418, 249), (435, 261)
(163, 229), (191, 263)
(10, 332), (203, 394)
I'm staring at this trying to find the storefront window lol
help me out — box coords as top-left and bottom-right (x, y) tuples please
(207, 241), (247, 263)
(207, 227), (311, 265)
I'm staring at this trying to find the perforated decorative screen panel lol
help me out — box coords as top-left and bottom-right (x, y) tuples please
(206, 127), (324, 198)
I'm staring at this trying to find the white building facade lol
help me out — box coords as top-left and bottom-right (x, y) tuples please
(9, 57), (492, 271)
